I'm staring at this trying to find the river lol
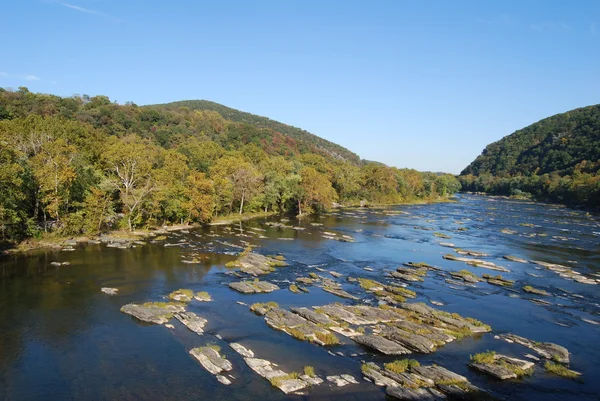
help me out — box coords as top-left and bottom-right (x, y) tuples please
(0, 194), (598, 401)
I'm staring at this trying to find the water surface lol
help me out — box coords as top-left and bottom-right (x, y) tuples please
(0, 194), (598, 401)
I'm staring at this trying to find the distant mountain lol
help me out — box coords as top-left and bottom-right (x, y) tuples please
(149, 100), (361, 164)
(460, 104), (600, 206)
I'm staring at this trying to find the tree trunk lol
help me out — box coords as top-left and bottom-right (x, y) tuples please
(239, 193), (245, 215)
(298, 199), (302, 215)
(128, 215), (132, 232)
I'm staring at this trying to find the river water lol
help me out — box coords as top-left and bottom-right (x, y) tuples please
(0, 194), (598, 401)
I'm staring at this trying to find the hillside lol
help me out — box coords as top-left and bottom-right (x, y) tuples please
(149, 100), (361, 163)
(0, 87), (460, 244)
(460, 104), (600, 207)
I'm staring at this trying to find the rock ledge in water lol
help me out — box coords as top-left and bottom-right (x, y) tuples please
(120, 302), (185, 324)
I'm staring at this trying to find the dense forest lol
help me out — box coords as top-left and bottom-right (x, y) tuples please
(0, 87), (460, 245)
(460, 104), (600, 207)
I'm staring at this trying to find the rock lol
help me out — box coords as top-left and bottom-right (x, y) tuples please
(470, 354), (534, 380)
(500, 334), (569, 363)
(194, 291), (212, 302)
(168, 289), (194, 302)
(353, 335), (411, 355)
(470, 363), (516, 380)
(412, 365), (467, 384)
(439, 242), (455, 247)
(101, 287), (118, 295)
(386, 387), (442, 401)
(290, 306), (335, 326)
(232, 346), (312, 394)
(300, 374), (324, 386)
(362, 363), (402, 387)
(326, 375), (357, 387)
(380, 326), (436, 353)
(523, 286), (550, 296)
(50, 261), (62, 267)
(216, 375), (231, 385)
(228, 252), (288, 275)
(174, 312), (207, 335)
(229, 343), (254, 358)
(263, 307), (339, 345)
(330, 271), (343, 278)
(504, 255), (529, 263)
(165, 324), (174, 329)
(443, 254), (510, 272)
(229, 280), (280, 294)
(456, 249), (489, 257)
(322, 286), (359, 300)
(120, 302), (185, 324)
(189, 346), (233, 375)
(449, 270), (482, 283)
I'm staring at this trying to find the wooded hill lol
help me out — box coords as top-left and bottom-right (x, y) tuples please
(0, 87), (460, 244)
(460, 104), (600, 207)
(150, 100), (361, 163)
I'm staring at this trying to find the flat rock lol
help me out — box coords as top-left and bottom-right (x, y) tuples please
(504, 255), (528, 263)
(380, 326), (436, 353)
(229, 342), (254, 357)
(290, 306), (335, 326)
(174, 311), (207, 335)
(353, 334), (411, 355)
(412, 365), (467, 384)
(500, 334), (569, 363)
(322, 286), (359, 300)
(101, 287), (118, 295)
(386, 386), (443, 401)
(120, 302), (185, 325)
(189, 346), (232, 375)
(229, 280), (280, 294)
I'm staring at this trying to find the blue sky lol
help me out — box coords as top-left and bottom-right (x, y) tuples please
(1, 1), (598, 173)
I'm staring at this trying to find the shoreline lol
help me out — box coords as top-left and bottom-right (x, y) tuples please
(2, 198), (457, 255)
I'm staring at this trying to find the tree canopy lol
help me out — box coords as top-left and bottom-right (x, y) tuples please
(0, 87), (460, 244)
(460, 104), (600, 207)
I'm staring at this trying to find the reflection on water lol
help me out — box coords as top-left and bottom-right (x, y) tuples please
(0, 194), (599, 401)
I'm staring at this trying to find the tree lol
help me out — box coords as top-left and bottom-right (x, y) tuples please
(183, 171), (214, 223)
(296, 167), (337, 215)
(103, 135), (158, 231)
(29, 137), (77, 223)
(210, 155), (263, 214)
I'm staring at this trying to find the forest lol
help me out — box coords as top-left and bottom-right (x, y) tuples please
(0, 87), (460, 245)
(460, 104), (600, 207)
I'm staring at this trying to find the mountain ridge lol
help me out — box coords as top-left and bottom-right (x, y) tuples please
(460, 103), (600, 206)
(148, 99), (361, 164)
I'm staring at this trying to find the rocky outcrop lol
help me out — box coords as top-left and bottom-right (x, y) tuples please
(500, 334), (569, 363)
(443, 254), (510, 272)
(290, 306), (335, 326)
(228, 251), (287, 275)
(363, 361), (483, 401)
(504, 255), (528, 263)
(120, 302), (185, 324)
(470, 353), (534, 379)
(189, 346), (233, 384)
(354, 335), (411, 355)
(168, 289), (194, 302)
(194, 291), (212, 302)
(229, 280), (280, 294)
(322, 286), (359, 300)
(229, 343), (318, 394)
(263, 307), (340, 345)
(523, 285), (550, 296)
(174, 311), (207, 335)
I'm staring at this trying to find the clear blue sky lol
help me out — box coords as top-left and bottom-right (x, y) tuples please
(1, 1), (599, 173)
